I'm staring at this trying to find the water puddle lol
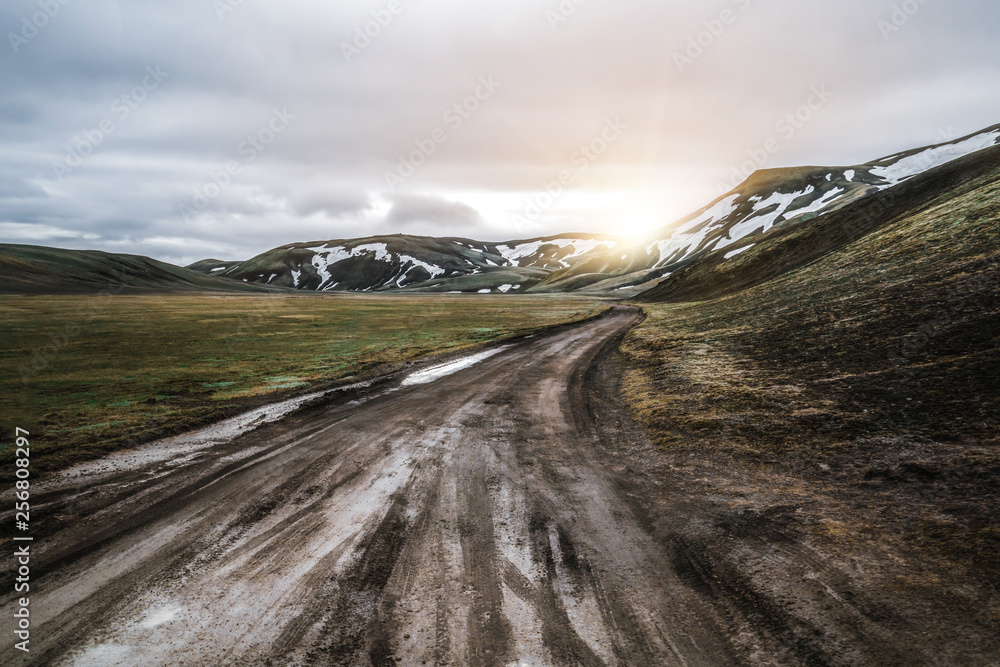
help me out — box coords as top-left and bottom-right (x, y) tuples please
(400, 346), (510, 387)
(45, 381), (376, 487)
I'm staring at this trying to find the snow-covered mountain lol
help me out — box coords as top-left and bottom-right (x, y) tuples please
(188, 123), (999, 295)
(638, 133), (1000, 304)
(189, 234), (622, 293)
(15, 124), (995, 297)
(543, 123), (1000, 292)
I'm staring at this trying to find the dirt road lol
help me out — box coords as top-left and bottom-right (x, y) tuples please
(1, 307), (742, 666)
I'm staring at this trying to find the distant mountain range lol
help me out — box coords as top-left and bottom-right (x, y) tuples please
(3, 123), (998, 296)
(186, 234), (623, 294)
(184, 123), (999, 296)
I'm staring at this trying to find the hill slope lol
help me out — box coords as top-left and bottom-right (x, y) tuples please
(178, 124), (1000, 296)
(0, 244), (283, 294)
(638, 142), (1000, 302)
(618, 129), (1000, 662)
(547, 123), (1000, 293)
(188, 234), (622, 293)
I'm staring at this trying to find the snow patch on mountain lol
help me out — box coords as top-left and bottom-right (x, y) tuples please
(724, 244), (755, 260)
(727, 188), (813, 244)
(643, 181), (857, 269)
(871, 130), (1000, 187)
(308, 247), (352, 289)
(647, 195), (740, 267)
(398, 255), (446, 279)
(791, 187), (846, 217)
(355, 243), (391, 261)
(497, 238), (618, 268)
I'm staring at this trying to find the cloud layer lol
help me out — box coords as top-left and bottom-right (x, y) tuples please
(2, 0), (998, 264)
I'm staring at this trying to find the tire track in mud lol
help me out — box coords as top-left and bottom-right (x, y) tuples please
(1, 307), (740, 666)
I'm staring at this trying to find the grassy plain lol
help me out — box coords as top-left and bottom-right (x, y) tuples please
(1, 293), (604, 471)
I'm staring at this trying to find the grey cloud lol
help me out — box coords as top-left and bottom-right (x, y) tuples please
(0, 0), (997, 263)
(385, 195), (484, 230)
(0, 176), (47, 199)
(294, 192), (372, 218)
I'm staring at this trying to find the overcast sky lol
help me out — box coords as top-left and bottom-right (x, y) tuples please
(1, 0), (998, 265)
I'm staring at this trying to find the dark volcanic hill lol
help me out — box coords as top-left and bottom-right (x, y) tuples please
(617, 132), (1000, 666)
(187, 233), (623, 294)
(639, 142), (1000, 303)
(0, 244), (283, 294)
(182, 124), (999, 297)
(540, 123), (1000, 295)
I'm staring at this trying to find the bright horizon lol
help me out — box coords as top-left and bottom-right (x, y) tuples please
(1, 1), (999, 264)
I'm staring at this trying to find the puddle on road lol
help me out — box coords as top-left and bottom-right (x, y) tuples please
(35, 344), (509, 494)
(400, 346), (510, 387)
(42, 381), (377, 489)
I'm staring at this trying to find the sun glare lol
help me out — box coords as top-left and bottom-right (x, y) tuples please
(616, 203), (663, 241)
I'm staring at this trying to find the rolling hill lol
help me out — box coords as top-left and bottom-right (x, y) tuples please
(543, 123), (1000, 294)
(4, 123), (997, 298)
(618, 128), (1000, 666)
(182, 123), (1000, 297)
(0, 244), (284, 294)
(186, 234), (623, 294)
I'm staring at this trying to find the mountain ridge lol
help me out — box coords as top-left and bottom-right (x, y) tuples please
(3, 122), (997, 296)
(637, 141), (1000, 302)
(0, 244), (286, 295)
(542, 122), (1000, 294)
(184, 122), (998, 296)
(187, 232), (625, 294)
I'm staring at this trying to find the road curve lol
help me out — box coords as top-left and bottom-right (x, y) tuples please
(2, 306), (738, 666)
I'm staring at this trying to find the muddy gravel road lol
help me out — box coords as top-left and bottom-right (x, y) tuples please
(1, 307), (745, 666)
